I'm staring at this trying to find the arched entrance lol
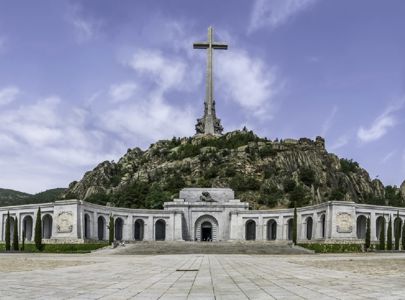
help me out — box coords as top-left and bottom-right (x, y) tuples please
(23, 216), (33, 241)
(267, 219), (277, 240)
(84, 214), (91, 239)
(155, 219), (166, 241)
(97, 216), (105, 241)
(306, 217), (313, 240)
(245, 220), (256, 241)
(356, 215), (367, 239)
(320, 214), (326, 238)
(42, 214), (53, 239)
(194, 215), (219, 242)
(376, 216), (385, 240)
(134, 219), (144, 241)
(115, 218), (123, 241)
(201, 221), (212, 241)
(287, 218), (293, 240)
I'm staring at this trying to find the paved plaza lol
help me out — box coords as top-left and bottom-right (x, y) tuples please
(1, 252), (405, 299)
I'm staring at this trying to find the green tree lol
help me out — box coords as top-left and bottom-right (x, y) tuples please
(5, 211), (11, 251)
(299, 167), (316, 187)
(109, 215), (114, 245)
(292, 205), (298, 245)
(12, 216), (19, 251)
(387, 216), (393, 250)
(21, 230), (26, 251)
(365, 217), (371, 250)
(34, 207), (42, 251)
(395, 211), (402, 250)
(379, 217), (385, 250)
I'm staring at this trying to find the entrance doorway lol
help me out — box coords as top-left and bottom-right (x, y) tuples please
(201, 221), (212, 241)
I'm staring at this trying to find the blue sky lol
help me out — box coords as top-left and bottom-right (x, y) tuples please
(0, 0), (404, 193)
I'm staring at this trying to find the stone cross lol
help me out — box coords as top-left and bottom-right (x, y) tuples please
(194, 26), (227, 135)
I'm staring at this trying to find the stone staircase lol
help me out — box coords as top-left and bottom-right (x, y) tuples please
(105, 241), (314, 255)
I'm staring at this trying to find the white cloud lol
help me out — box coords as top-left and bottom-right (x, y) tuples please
(217, 50), (279, 118)
(67, 4), (101, 43)
(128, 49), (187, 91)
(109, 82), (137, 103)
(381, 150), (396, 164)
(357, 102), (404, 143)
(329, 135), (349, 151)
(321, 106), (338, 136)
(0, 86), (20, 106)
(248, 0), (318, 33)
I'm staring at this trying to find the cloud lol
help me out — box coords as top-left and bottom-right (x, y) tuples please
(0, 86), (20, 106)
(248, 0), (318, 33)
(329, 135), (349, 151)
(109, 82), (137, 103)
(67, 4), (101, 43)
(321, 106), (338, 136)
(381, 150), (397, 164)
(357, 102), (404, 143)
(217, 50), (279, 118)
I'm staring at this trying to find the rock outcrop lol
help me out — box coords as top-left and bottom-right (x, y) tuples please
(62, 130), (404, 209)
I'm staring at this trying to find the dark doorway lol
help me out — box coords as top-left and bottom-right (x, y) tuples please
(155, 219), (166, 241)
(356, 215), (367, 239)
(306, 217), (313, 240)
(115, 218), (123, 241)
(287, 218), (293, 240)
(201, 221), (212, 241)
(97, 216), (105, 240)
(245, 220), (256, 241)
(267, 219), (277, 240)
(134, 219), (144, 241)
(84, 214), (90, 239)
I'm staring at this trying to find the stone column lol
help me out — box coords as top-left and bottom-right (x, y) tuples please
(173, 212), (184, 241)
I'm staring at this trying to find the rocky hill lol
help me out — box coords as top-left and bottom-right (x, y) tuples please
(0, 188), (66, 207)
(62, 130), (405, 209)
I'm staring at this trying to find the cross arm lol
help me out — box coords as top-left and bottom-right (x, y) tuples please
(193, 42), (209, 49)
(212, 43), (228, 50)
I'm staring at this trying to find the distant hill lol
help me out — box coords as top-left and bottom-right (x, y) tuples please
(0, 188), (66, 207)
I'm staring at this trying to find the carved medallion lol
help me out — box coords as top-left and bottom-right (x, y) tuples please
(57, 211), (73, 233)
(336, 212), (352, 233)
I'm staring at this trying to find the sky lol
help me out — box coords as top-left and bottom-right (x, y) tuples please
(0, 0), (405, 194)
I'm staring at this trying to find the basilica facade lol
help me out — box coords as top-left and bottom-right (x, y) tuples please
(1, 188), (404, 244)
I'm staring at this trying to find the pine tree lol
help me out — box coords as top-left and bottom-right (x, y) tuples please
(5, 211), (11, 251)
(12, 216), (19, 251)
(387, 216), (393, 250)
(292, 205), (297, 245)
(379, 217), (385, 250)
(365, 217), (371, 250)
(402, 223), (405, 251)
(21, 230), (26, 251)
(395, 211), (401, 251)
(109, 215), (114, 245)
(34, 207), (42, 251)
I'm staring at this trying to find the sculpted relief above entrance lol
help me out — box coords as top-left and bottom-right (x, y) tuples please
(57, 211), (73, 233)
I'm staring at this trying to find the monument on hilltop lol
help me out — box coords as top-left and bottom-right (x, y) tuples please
(194, 26), (227, 136)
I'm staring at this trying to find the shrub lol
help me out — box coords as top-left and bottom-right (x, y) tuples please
(258, 145), (276, 158)
(387, 216), (393, 250)
(34, 207), (42, 251)
(109, 215), (114, 245)
(299, 243), (363, 253)
(5, 212), (10, 251)
(230, 174), (261, 192)
(12, 216), (19, 251)
(329, 189), (345, 201)
(340, 158), (359, 174)
(283, 178), (296, 193)
(289, 185), (309, 207)
(299, 167), (316, 187)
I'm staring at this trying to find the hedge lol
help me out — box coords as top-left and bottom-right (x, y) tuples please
(0, 243), (108, 253)
(298, 243), (363, 253)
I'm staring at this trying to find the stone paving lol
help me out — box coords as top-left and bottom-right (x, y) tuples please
(1, 253), (405, 299)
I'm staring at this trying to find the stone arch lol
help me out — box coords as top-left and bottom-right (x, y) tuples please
(6, 216), (15, 241)
(287, 218), (294, 240)
(42, 214), (53, 239)
(97, 216), (106, 241)
(84, 214), (91, 239)
(155, 219), (166, 241)
(245, 219), (256, 241)
(320, 214), (326, 238)
(376, 216), (385, 240)
(195, 215), (218, 242)
(23, 215), (33, 241)
(356, 215), (367, 239)
(134, 219), (144, 241)
(306, 216), (313, 240)
(267, 219), (277, 240)
(115, 218), (124, 241)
